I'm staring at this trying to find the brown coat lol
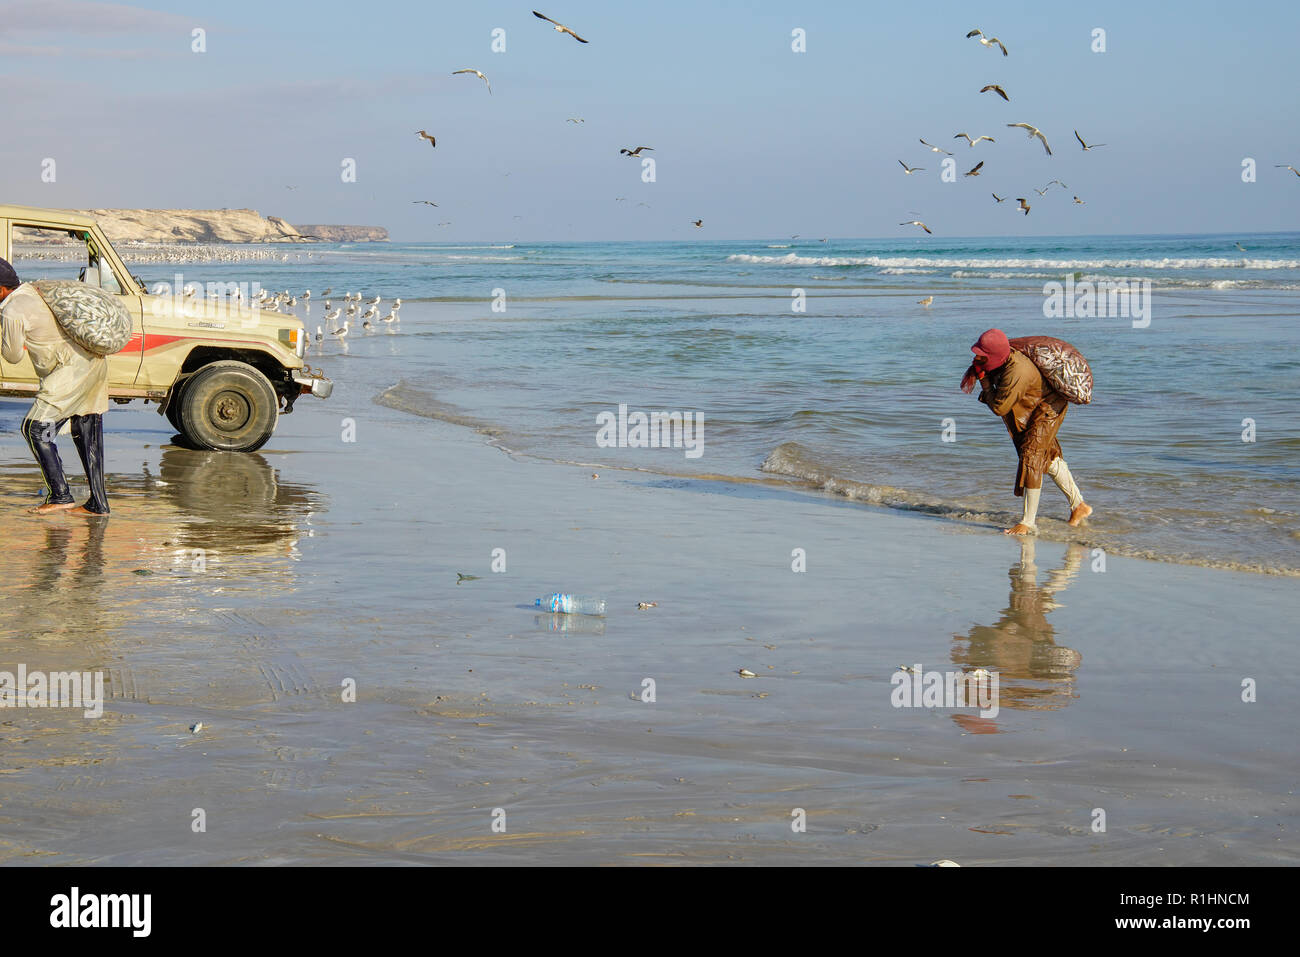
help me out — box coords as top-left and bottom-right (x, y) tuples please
(979, 351), (1066, 494)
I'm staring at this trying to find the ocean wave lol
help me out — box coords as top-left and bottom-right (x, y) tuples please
(946, 270), (1300, 289)
(758, 442), (1300, 577)
(728, 253), (1300, 270)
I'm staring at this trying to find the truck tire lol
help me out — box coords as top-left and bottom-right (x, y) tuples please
(178, 360), (279, 452)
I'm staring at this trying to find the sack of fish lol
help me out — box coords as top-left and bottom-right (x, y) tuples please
(1009, 335), (1093, 404)
(32, 279), (132, 356)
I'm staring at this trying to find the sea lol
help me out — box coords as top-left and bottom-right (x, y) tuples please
(15, 232), (1300, 575)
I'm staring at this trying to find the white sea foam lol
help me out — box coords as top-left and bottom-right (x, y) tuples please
(728, 253), (1300, 270)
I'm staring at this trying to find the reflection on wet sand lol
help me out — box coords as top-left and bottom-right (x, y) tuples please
(0, 447), (324, 639)
(951, 539), (1085, 728)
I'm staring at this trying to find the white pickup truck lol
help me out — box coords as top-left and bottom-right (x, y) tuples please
(0, 204), (331, 451)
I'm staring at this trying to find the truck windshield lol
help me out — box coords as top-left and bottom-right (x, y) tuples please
(10, 225), (124, 295)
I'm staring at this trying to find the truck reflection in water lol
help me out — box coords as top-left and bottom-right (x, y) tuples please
(949, 539), (1085, 731)
(0, 447), (324, 640)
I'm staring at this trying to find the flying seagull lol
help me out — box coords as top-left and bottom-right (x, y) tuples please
(413, 200), (439, 206)
(954, 133), (995, 146)
(1073, 196), (1085, 204)
(899, 160), (925, 175)
(899, 220), (933, 234)
(964, 161), (984, 177)
(1276, 165), (1300, 176)
(1046, 179), (1068, 190)
(1074, 130), (1105, 151)
(691, 220), (703, 228)
(919, 138), (953, 156)
(620, 146), (653, 156)
(533, 10), (588, 43)
(566, 117), (585, 123)
(1235, 242), (1248, 251)
(1016, 198), (1031, 216)
(966, 29), (1008, 55)
(980, 84), (1009, 101)
(1033, 186), (1048, 196)
(1007, 122), (1052, 155)
(453, 68), (492, 94)
(415, 130), (436, 148)
(991, 193), (1006, 203)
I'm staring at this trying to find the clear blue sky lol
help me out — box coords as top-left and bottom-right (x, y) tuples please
(1, 0), (1297, 241)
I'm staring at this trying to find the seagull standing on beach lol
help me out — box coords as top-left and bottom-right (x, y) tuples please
(918, 296), (933, 306)
(966, 29), (1008, 55)
(533, 10), (588, 42)
(331, 321), (350, 340)
(415, 130), (436, 147)
(1007, 123), (1052, 155)
(899, 220), (933, 234)
(899, 160), (925, 175)
(453, 69), (492, 94)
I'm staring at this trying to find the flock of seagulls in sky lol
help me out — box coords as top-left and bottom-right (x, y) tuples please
(401, 12), (705, 232)
(896, 28), (1107, 234)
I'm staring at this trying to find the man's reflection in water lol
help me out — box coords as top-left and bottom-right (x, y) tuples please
(0, 449), (321, 639)
(6, 520), (109, 639)
(951, 539), (1086, 731)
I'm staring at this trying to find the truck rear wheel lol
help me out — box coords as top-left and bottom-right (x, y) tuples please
(178, 360), (278, 452)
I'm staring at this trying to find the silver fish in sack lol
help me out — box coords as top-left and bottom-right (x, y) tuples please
(31, 279), (132, 356)
(1009, 335), (1093, 404)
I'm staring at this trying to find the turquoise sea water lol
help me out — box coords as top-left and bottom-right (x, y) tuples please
(19, 232), (1300, 573)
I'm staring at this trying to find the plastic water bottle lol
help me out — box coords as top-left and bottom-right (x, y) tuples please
(535, 594), (607, 616)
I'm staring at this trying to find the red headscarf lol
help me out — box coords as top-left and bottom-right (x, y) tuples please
(960, 328), (1011, 393)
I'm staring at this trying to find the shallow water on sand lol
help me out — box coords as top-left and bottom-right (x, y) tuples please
(0, 400), (1294, 865)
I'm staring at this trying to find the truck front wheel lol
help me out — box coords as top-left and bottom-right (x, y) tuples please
(178, 360), (279, 452)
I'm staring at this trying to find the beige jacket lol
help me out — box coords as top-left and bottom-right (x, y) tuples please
(1, 283), (109, 420)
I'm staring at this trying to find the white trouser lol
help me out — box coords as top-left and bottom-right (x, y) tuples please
(1020, 458), (1084, 529)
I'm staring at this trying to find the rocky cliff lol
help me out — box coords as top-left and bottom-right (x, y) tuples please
(292, 224), (390, 242)
(58, 209), (387, 244)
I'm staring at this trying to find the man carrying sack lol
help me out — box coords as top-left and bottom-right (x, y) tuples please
(962, 328), (1092, 536)
(0, 257), (111, 515)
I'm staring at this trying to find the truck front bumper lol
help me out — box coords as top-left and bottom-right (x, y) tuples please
(293, 371), (333, 399)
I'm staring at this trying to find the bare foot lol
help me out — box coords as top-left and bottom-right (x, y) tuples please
(1003, 522), (1035, 536)
(68, 506), (109, 517)
(33, 502), (77, 515)
(1068, 502), (1092, 527)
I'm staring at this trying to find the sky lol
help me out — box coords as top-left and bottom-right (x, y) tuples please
(0, 0), (1297, 242)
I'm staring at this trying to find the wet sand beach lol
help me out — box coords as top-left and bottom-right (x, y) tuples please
(0, 390), (1294, 866)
